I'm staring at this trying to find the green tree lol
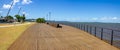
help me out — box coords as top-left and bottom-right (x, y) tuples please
(20, 16), (25, 22)
(6, 15), (14, 22)
(15, 14), (26, 23)
(22, 14), (26, 22)
(0, 16), (3, 18)
(15, 14), (21, 22)
(6, 15), (14, 20)
(36, 18), (46, 23)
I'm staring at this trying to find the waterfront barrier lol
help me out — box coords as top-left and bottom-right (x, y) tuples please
(54, 22), (120, 48)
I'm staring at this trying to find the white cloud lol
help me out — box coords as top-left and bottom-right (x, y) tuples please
(100, 17), (118, 20)
(112, 17), (117, 20)
(3, 0), (32, 9)
(13, 0), (20, 5)
(91, 18), (98, 20)
(3, 4), (11, 9)
(91, 17), (119, 21)
(100, 17), (108, 20)
(22, 12), (29, 16)
(22, 0), (32, 5)
(2, 0), (20, 9)
(22, 12), (26, 14)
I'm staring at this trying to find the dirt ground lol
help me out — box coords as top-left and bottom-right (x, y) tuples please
(0, 24), (12, 26)
(8, 23), (119, 50)
(0, 23), (33, 50)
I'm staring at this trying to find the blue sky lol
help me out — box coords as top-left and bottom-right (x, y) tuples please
(0, 0), (120, 23)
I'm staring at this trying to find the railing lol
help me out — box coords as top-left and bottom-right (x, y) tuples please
(54, 22), (120, 48)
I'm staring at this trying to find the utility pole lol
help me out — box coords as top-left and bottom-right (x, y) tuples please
(49, 12), (51, 21)
(46, 14), (48, 21)
(46, 13), (48, 22)
(6, 1), (14, 17)
(18, 7), (22, 15)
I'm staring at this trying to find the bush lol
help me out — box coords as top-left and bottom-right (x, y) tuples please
(36, 18), (46, 23)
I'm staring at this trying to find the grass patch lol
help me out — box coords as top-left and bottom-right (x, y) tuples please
(0, 22), (34, 50)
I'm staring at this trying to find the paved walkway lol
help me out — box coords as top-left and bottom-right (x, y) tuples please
(8, 23), (119, 50)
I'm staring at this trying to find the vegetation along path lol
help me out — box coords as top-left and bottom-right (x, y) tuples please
(8, 23), (119, 50)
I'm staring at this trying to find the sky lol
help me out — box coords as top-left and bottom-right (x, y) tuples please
(0, 0), (120, 23)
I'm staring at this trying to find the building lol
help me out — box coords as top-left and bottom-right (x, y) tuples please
(0, 17), (14, 23)
(0, 17), (6, 23)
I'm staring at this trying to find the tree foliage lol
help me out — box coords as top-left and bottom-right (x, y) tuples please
(15, 14), (26, 22)
(0, 16), (3, 18)
(6, 15), (14, 20)
(36, 18), (46, 23)
(21, 14), (26, 22)
(5, 15), (14, 22)
(15, 14), (21, 22)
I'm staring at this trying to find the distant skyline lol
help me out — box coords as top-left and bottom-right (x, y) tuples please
(0, 0), (120, 23)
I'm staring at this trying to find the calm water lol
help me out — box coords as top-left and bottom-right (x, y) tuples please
(77, 22), (120, 30)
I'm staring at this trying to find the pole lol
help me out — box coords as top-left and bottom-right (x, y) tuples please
(18, 7), (22, 15)
(101, 28), (103, 40)
(49, 12), (51, 21)
(95, 27), (96, 36)
(111, 30), (114, 45)
(6, 1), (14, 17)
(46, 14), (48, 22)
